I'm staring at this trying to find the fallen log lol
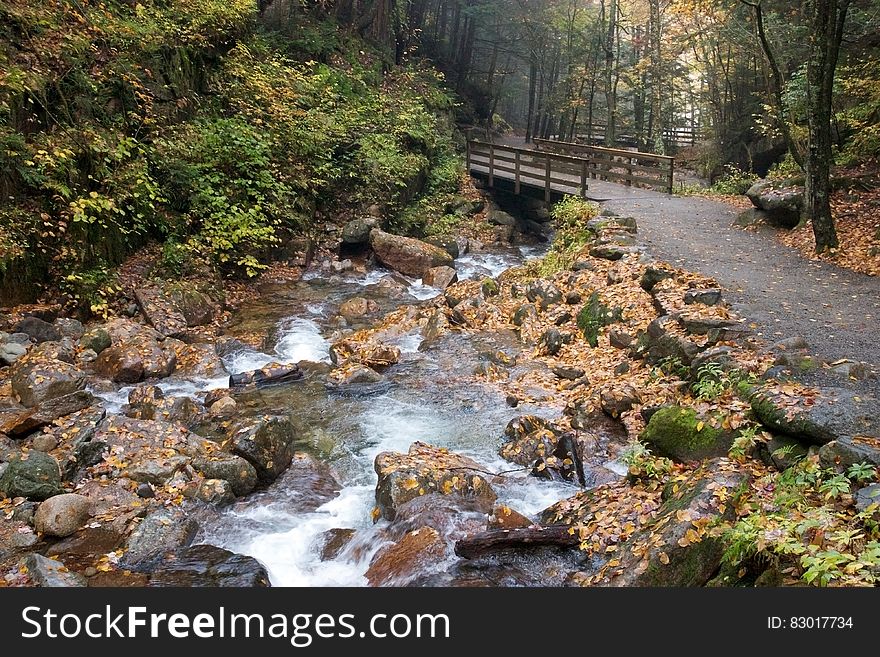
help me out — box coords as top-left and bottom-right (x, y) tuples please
(229, 362), (302, 388)
(454, 525), (579, 559)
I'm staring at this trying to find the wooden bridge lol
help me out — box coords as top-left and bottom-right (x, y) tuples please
(466, 138), (675, 202)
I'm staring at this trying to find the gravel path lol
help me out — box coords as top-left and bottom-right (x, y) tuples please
(599, 191), (880, 375)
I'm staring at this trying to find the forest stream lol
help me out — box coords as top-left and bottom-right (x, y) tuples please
(94, 243), (605, 586)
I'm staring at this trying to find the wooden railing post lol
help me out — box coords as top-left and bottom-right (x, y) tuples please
(667, 159), (674, 194)
(488, 143), (495, 188)
(580, 160), (588, 199)
(626, 157), (633, 187)
(466, 140), (471, 173)
(544, 155), (551, 203)
(514, 151), (521, 195)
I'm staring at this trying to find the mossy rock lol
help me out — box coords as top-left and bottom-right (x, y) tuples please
(642, 406), (735, 462)
(481, 278), (499, 297)
(576, 292), (621, 348)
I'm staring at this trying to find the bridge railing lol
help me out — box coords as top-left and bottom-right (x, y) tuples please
(466, 140), (591, 202)
(532, 138), (674, 194)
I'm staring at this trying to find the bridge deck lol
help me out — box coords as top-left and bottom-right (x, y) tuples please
(467, 141), (665, 202)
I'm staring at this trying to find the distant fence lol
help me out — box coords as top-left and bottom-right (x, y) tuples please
(533, 138), (674, 194)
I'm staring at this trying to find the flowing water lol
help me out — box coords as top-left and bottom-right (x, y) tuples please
(105, 244), (589, 586)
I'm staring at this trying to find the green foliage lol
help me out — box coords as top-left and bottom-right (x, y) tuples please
(0, 2), (460, 290)
(837, 57), (880, 163)
(728, 425), (765, 461)
(723, 456), (880, 586)
(692, 364), (756, 401)
(846, 462), (877, 484)
(621, 441), (674, 481)
(710, 164), (759, 196)
(538, 196), (599, 274)
(766, 153), (803, 180)
(59, 262), (120, 318)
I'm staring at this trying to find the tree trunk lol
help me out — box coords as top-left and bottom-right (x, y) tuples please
(804, 0), (850, 251)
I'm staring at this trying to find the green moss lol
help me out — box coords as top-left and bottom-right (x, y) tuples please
(576, 292), (621, 347)
(642, 406), (733, 462)
(481, 278), (499, 297)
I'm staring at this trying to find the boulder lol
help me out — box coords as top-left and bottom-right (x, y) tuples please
(183, 478), (235, 506)
(34, 493), (92, 537)
(230, 415), (297, 483)
(746, 385), (879, 446)
(855, 484), (880, 513)
(20, 553), (87, 587)
(54, 318), (85, 340)
(173, 343), (227, 378)
(342, 217), (376, 245)
(819, 436), (880, 471)
(0, 390), (94, 437)
(93, 415), (219, 485)
(374, 442), (497, 520)
(641, 406), (736, 462)
(0, 520), (39, 562)
(365, 527), (447, 586)
(14, 316), (60, 343)
(592, 464), (747, 587)
(684, 288), (723, 306)
(422, 266), (458, 290)
(94, 334), (177, 384)
(599, 385), (641, 419)
(0, 451), (63, 500)
(0, 341), (28, 365)
(331, 364), (383, 385)
(338, 297), (380, 321)
(538, 328), (565, 356)
(319, 528), (357, 561)
(329, 340), (400, 369)
(79, 327), (111, 354)
(369, 229), (453, 277)
(149, 545), (270, 587)
(169, 287), (219, 327)
(209, 396), (238, 418)
(11, 356), (87, 408)
(487, 504), (532, 530)
(487, 209), (517, 226)
(120, 508), (199, 571)
(745, 180), (803, 228)
(134, 288), (188, 338)
(525, 280), (562, 309)
(193, 456), (259, 496)
(634, 316), (702, 365)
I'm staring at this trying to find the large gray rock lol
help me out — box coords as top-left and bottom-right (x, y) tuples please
(0, 390), (94, 437)
(120, 508), (199, 571)
(14, 316), (60, 343)
(747, 385), (879, 446)
(34, 493), (92, 537)
(11, 356), (87, 408)
(134, 287), (188, 338)
(193, 455), (258, 496)
(0, 341), (28, 365)
(0, 451), (63, 500)
(149, 545), (270, 587)
(79, 327), (111, 354)
(342, 217), (376, 244)
(21, 553), (87, 587)
(592, 464), (748, 587)
(819, 436), (880, 471)
(94, 334), (177, 383)
(374, 442), (496, 521)
(369, 229), (453, 278)
(745, 180), (803, 228)
(230, 416), (297, 483)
